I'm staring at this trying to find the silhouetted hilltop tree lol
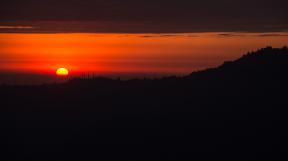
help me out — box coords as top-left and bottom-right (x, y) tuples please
(225, 46), (288, 69)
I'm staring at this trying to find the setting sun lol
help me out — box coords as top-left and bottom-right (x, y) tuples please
(56, 68), (69, 76)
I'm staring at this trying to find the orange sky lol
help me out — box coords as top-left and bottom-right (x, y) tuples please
(0, 33), (287, 76)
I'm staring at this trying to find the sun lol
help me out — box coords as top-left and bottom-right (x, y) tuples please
(56, 67), (69, 76)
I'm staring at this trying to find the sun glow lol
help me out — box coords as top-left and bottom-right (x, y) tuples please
(56, 68), (69, 76)
(0, 33), (287, 75)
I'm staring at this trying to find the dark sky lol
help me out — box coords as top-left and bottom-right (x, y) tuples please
(0, 0), (287, 33)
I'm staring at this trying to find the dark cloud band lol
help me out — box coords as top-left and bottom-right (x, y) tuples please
(0, 0), (287, 33)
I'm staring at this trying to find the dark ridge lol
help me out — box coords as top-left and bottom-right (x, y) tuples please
(0, 47), (288, 160)
(65, 46), (288, 87)
(186, 46), (288, 83)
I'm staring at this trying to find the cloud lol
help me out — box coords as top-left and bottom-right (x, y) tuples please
(217, 32), (288, 37)
(218, 33), (247, 37)
(0, 25), (34, 29)
(139, 34), (190, 38)
(0, 0), (287, 33)
(257, 33), (288, 37)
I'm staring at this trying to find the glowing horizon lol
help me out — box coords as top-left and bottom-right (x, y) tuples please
(0, 32), (287, 76)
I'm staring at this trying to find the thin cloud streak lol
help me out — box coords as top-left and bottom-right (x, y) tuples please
(0, 21), (287, 33)
(0, 25), (34, 29)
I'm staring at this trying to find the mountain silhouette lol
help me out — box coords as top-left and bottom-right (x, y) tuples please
(0, 47), (287, 161)
(188, 46), (288, 81)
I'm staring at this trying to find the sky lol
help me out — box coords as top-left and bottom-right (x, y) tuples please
(1, 33), (287, 74)
(0, 0), (287, 84)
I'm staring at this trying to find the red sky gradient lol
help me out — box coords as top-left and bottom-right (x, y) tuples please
(0, 33), (287, 76)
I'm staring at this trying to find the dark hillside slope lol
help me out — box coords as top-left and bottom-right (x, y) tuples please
(0, 47), (287, 160)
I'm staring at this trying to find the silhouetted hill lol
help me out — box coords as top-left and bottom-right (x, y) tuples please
(66, 46), (288, 87)
(187, 46), (288, 82)
(0, 47), (287, 161)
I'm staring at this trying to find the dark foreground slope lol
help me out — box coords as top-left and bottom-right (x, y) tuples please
(0, 47), (288, 160)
